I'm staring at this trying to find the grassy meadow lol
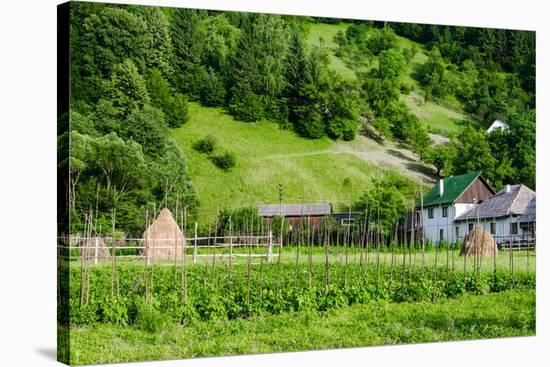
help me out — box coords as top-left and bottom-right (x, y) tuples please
(65, 289), (535, 365)
(173, 103), (386, 219)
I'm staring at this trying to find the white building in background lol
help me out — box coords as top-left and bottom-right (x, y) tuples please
(454, 184), (536, 245)
(487, 119), (509, 133)
(420, 172), (494, 244)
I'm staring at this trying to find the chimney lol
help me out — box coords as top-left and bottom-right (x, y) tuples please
(439, 179), (444, 197)
(505, 184), (511, 193)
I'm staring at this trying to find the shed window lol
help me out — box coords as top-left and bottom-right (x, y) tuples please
(428, 208), (434, 219)
(442, 207), (448, 218)
(490, 222), (496, 235)
(341, 218), (354, 226)
(510, 222), (518, 235)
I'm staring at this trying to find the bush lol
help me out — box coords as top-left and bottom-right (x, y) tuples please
(229, 89), (264, 122)
(211, 151), (236, 171)
(200, 69), (226, 107)
(326, 118), (357, 141)
(165, 93), (189, 128)
(193, 135), (217, 154)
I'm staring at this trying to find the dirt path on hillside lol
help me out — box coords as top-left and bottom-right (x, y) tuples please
(332, 136), (436, 184)
(259, 135), (437, 184)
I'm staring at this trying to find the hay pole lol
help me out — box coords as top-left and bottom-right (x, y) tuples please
(493, 217), (497, 288)
(246, 216), (253, 306)
(111, 208), (118, 299)
(389, 220), (398, 288)
(359, 204), (368, 269)
(181, 207), (187, 304)
(228, 216), (233, 306)
(79, 212), (88, 306)
(420, 181), (425, 268)
(344, 204), (351, 289)
(308, 216), (313, 289)
(211, 209), (219, 289)
(205, 220), (213, 286)
(259, 221), (266, 303)
(433, 228), (439, 302)
(324, 217), (330, 293)
(408, 199), (414, 284)
(85, 208), (93, 305)
(173, 195), (179, 294)
(400, 211), (407, 292)
(149, 203), (157, 309)
(445, 226), (449, 288)
(376, 206), (381, 290)
(294, 202), (305, 288)
(144, 209), (149, 306)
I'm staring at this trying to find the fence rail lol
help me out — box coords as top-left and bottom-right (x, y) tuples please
(57, 232), (276, 264)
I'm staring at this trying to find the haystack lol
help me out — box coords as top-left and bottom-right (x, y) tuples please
(70, 235), (110, 260)
(461, 226), (498, 256)
(142, 208), (186, 262)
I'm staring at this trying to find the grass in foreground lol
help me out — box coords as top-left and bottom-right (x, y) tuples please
(66, 289), (535, 365)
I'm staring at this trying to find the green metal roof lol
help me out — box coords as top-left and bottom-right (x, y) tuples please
(422, 172), (481, 208)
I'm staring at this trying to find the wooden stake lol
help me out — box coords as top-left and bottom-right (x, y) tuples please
(324, 218), (330, 293)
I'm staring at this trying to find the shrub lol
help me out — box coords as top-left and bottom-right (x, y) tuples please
(229, 89), (264, 122)
(211, 151), (236, 171)
(200, 69), (226, 107)
(193, 135), (217, 154)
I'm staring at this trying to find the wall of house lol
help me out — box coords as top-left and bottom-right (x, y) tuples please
(454, 215), (527, 245)
(421, 205), (458, 244)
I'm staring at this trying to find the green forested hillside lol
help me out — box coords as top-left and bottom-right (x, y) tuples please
(63, 3), (536, 233)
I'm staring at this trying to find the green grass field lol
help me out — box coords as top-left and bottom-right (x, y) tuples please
(401, 91), (471, 136)
(65, 289), (535, 365)
(173, 103), (388, 219)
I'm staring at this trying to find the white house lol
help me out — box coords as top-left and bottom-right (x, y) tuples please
(454, 184), (536, 244)
(420, 172), (494, 244)
(487, 119), (509, 133)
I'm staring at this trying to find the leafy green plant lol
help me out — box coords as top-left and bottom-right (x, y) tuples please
(210, 151), (236, 171)
(135, 300), (170, 333)
(193, 135), (217, 154)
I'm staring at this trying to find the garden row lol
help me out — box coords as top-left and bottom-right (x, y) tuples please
(60, 261), (535, 330)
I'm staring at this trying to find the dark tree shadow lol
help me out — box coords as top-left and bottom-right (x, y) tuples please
(406, 162), (436, 179)
(386, 149), (415, 162)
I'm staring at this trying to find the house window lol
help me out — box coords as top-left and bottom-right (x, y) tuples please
(455, 226), (460, 239)
(341, 218), (354, 226)
(428, 208), (434, 219)
(468, 223), (474, 232)
(490, 222), (496, 235)
(510, 222), (518, 235)
(442, 207), (448, 218)
(439, 229), (444, 242)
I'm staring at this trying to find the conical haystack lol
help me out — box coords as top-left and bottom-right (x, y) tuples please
(142, 208), (186, 262)
(70, 235), (110, 260)
(461, 226), (498, 256)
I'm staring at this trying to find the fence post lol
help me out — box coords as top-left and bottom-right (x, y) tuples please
(268, 230), (273, 263)
(193, 222), (198, 264)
